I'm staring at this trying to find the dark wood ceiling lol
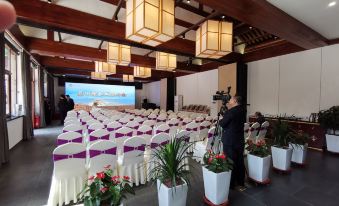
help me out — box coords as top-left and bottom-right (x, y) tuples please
(8, 0), (332, 82)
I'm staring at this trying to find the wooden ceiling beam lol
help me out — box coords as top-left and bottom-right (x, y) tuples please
(10, 0), (196, 57)
(194, 0), (328, 49)
(26, 37), (201, 73)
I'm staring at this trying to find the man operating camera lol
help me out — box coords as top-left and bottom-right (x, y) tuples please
(219, 96), (246, 190)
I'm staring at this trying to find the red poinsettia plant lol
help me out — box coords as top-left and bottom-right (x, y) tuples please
(246, 139), (271, 158)
(203, 150), (233, 173)
(77, 165), (134, 206)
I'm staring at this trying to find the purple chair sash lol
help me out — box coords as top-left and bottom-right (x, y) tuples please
(89, 134), (110, 142)
(148, 117), (156, 120)
(128, 125), (139, 130)
(169, 123), (179, 127)
(244, 129), (249, 133)
(260, 127), (268, 131)
(57, 137), (83, 145)
(182, 122), (188, 126)
(151, 140), (169, 149)
(157, 119), (166, 122)
(249, 128), (255, 132)
(63, 129), (82, 134)
(200, 126), (208, 130)
(53, 151), (86, 161)
(186, 127), (198, 132)
(156, 129), (170, 134)
(89, 147), (117, 158)
(107, 127), (122, 132)
(123, 144), (146, 153)
(88, 129), (96, 134)
(81, 122), (86, 125)
(137, 130), (152, 135)
(208, 133), (213, 139)
(115, 131), (133, 138)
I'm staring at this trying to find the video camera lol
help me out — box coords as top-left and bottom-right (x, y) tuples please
(212, 86), (232, 116)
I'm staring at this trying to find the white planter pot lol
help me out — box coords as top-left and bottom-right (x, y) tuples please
(271, 146), (292, 171)
(202, 166), (231, 205)
(157, 179), (188, 206)
(289, 143), (307, 165)
(326, 134), (339, 153)
(335, 130), (339, 136)
(247, 154), (271, 183)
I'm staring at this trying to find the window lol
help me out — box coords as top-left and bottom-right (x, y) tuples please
(5, 72), (11, 117)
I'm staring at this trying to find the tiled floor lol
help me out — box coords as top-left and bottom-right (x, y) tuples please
(0, 124), (339, 206)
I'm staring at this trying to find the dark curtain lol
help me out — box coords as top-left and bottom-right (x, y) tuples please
(39, 69), (46, 127)
(22, 51), (33, 141)
(47, 74), (55, 117)
(0, 32), (9, 165)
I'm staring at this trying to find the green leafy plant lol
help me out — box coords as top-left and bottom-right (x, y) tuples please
(246, 139), (271, 158)
(290, 129), (311, 145)
(77, 166), (134, 206)
(149, 137), (192, 188)
(203, 150), (233, 173)
(318, 106), (339, 134)
(271, 118), (294, 148)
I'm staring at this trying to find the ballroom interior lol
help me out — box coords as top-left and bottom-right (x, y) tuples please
(0, 0), (339, 206)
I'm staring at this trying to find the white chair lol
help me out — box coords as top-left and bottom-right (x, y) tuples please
(66, 110), (77, 117)
(96, 115), (106, 123)
(114, 127), (134, 153)
(146, 133), (171, 179)
(167, 118), (180, 136)
(57, 131), (83, 146)
(63, 124), (83, 134)
(195, 116), (204, 124)
(107, 121), (123, 140)
(64, 117), (78, 124)
(142, 119), (156, 128)
(102, 118), (113, 126)
(205, 116), (213, 122)
(118, 117), (130, 125)
(118, 137), (147, 186)
(168, 113), (177, 120)
(193, 127), (216, 163)
(256, 121), (270, 142)
(125, 120), (140, 130)
(247, 122), (260, 142)
(88, 128), (110, 144)
(155, 123), (170, 135)
(174, 129), (190, 170)
(148, 113), (157, 121)
(134, 116), (145, 125)
(88, 140), (118, 177)
(64, 120), (81, 127)
(110, 115), (122, 122)
(181, 117), (192, 127)
(48, 143), (87, 206)
(198, 121), (211, 141)
(88, 122), (105, 134)
(136, 125), (153, 145)
(185, 121), (199, 153)
(244, 123), (250, 140)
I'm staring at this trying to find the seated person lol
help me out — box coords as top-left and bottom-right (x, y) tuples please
(254, 111), (266, 125)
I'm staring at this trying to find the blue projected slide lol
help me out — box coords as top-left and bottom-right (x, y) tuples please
(65, 82), (135, 110)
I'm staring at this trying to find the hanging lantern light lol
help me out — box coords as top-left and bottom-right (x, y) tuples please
(107, 42), (131, 66)
(196, 20), (233, 59)
(123, 75), (134, 82)
(91, 72), (107, 80)
(156, 52), (176, 70)
(134, 66), (152, 78)
(126, 0), (175, 46)
(95, 61), (116, 74)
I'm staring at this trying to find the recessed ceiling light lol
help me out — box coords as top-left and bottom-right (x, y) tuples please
(328, 1), (336, 7)
(187, 0), (190, 3)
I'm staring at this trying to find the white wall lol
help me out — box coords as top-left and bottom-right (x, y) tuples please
(7, 117), (23, 149)
(176, 69), (219, 116)
(143, 81), (161, 107)
(247, 44), (339, 118)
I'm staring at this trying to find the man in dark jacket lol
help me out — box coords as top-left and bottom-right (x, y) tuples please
(66, 95), (75, 111)
(219, 96), (246, 189)
(58, 94), (68, 125)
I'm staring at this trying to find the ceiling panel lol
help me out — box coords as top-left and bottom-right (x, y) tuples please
(18, 25), (47, 39)
(268, 0), (339, 39)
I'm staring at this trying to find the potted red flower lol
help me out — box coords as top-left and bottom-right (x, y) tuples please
(202, 150), (233, 205)
(246, 139), (271, 184)
(77, 165), (134, 206)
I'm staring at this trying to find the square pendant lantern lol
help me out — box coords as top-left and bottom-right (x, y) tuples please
(126, 0), (175, 46)
(134, 66), (152, 78)
(123, 75), (134, 82)
(91, 72), (107, 80)
(95, 61), (116, 75)
(196, 20), (233, 59)
(156, 52), (176, 71)
(107, 42), (131, 66)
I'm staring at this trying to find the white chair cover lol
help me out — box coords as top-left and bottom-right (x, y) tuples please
(256, 121), (270, 142)
(244, 123), (250, 140)
(64, 120), (81, 127)
(118, 137), (147, 186)
(88, 128), (110, 144)
(48, 143), (87, 206)
(63, 124), (83, 135)
(142, 119), (156, 128)
(114, 127), (134, 154)
(118, 117), (130, 125)
(57, 131), (83, 146)
(87, 122), (105, 134)
(205, 116), (213, 121)
(198, 120), (211, 141)
(64, 117), (78, 124)
(181, 117), (192, 127)
(125, 120), (140, 130)
(148, 113), (157, 121)
(154, 123), (170, 135)
(167, 118), (180, 137)
(136, 125), (153, 145)
(107, 121), (123, 140)
(88, 140), (118, 177)
(247, 122), (260, 142)
(193, 127), (216, 163)
(185, 121), (199, 153)
(134, 116), (145, 124)
(195, 116), (204, 124)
